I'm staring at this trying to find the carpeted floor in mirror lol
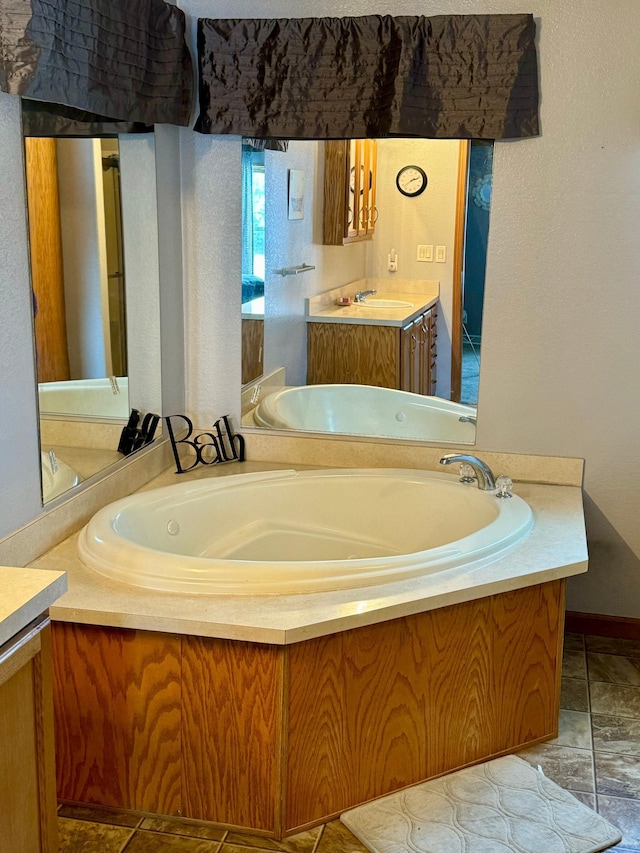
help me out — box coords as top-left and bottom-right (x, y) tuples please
(57, 632), (640, 852)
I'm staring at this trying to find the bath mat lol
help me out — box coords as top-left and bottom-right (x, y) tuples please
(341, 755), (621, 853)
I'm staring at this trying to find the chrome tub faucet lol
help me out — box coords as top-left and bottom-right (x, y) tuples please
(354, 289), (377, 302)
(439, 453), (496, 491)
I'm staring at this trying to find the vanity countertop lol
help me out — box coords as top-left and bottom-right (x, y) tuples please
(31, 460), (588, 646)
(0, 566), (67, 647)
(241, 296), (265, 320)
(306, 281), (439, 327)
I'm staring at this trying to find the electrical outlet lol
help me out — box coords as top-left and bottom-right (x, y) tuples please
(387, 250), (398, 272)
(417, 244), (433, 262)
(435, 245), (446, 263)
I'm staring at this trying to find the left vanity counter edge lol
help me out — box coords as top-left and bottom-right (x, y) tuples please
(0, 565), (67, 647)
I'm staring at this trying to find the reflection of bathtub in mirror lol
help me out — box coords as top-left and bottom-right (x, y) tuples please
(250, 384), (477, 444)
(38, 377), (129, 419)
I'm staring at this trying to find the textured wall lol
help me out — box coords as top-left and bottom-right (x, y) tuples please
(0, 94), (43, 536)
(369, 138), (460, 398)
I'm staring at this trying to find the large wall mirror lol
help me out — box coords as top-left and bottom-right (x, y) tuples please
(241, 137), (492, 446)
(23, 119), (163, 504)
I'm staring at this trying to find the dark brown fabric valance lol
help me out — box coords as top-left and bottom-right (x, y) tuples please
(20, 99), (152, 137)
(0, 0), (193, 128)
(195, 14), (539, 140)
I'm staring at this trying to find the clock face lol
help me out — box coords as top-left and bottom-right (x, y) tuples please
(396, 165), (428, 197)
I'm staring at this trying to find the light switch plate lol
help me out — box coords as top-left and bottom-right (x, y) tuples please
(417, 244), (433, 262)
(435, 245), (446, 263)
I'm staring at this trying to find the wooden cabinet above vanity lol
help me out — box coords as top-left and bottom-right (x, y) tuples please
(323, 140), (378, 245)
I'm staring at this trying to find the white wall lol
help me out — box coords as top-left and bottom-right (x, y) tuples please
(176, 0), (640, 618)
(119, 135), (162, 416)
(368, 138), (461, 398)
(0, 93), (42, 537)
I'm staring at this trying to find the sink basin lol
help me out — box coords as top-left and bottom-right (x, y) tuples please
(360, 298), (414, 309)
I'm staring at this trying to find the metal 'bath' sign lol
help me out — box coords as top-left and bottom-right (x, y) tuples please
(165, 414), (245, 473)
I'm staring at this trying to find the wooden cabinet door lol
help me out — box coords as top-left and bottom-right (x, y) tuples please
(400, 319), (422, 393)
(242, 319), (264, 385)
(323, 140), (378, 245)
(0, 618), (57, 853)
(307, 323), (399, 388)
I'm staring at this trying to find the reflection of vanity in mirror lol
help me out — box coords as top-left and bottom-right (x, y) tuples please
(241, 137), (492, 446)
(23, 120), (162, 503)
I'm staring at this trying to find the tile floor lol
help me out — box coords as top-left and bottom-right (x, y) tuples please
(57, 631), (640, 852)
(461, 342), (480, 405)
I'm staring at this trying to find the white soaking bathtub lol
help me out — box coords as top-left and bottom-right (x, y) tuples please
(252, 384), (477, 443)
(78, 468), (533, 595)
(38, 377), (129, 418)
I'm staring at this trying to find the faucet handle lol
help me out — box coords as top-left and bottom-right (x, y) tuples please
(459, 462), (476, 484)
(495, 475), (513, 499)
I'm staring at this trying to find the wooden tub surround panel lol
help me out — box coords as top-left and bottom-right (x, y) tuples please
(182, 637), (284, 832)
(51, 580), (564, 838)
(285, 581), (564, 830)
(52, 624), (182, 814)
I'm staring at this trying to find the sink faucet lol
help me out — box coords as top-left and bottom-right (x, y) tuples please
(439, 453), (496, 490)
(354, 289), (377, 302)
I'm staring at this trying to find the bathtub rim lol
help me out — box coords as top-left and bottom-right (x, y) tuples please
(29, 458), (588, 646)
(77, 467), (534, 596)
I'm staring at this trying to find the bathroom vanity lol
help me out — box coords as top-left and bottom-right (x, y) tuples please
(32, 453), (588, 840)
(306, 282), (439, 394)
(0, 566), (67, 853)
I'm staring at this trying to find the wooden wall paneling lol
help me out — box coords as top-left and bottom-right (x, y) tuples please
(182, 636), (284, 834)
(307, 323), (399, 388)
(51, 623), (182, 815)
(24, 137), (71, 383)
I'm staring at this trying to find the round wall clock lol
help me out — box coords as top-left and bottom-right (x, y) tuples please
(396, 165), (428, 197)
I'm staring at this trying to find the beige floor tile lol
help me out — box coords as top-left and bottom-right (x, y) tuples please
(316, 820), (370, 852)
(596, 752), (640, 800)
(561, 676), (590, 712)
(224, 827), (320, 851)
(563, 648), (587, 679)
(587, 637), (640, 660)
(591, 682), (640, 719)
(598, 795), (640, 851)
(549, 709), (592, 749)
(593, 715), (640, 757)
(125, 829), (222, 852)
(517, 742), (594, 792)
(589, 653), (640, 687)
(140, 816), (226, 841)
(58, 817), (134, 853)
(58, 803), (141, 827)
